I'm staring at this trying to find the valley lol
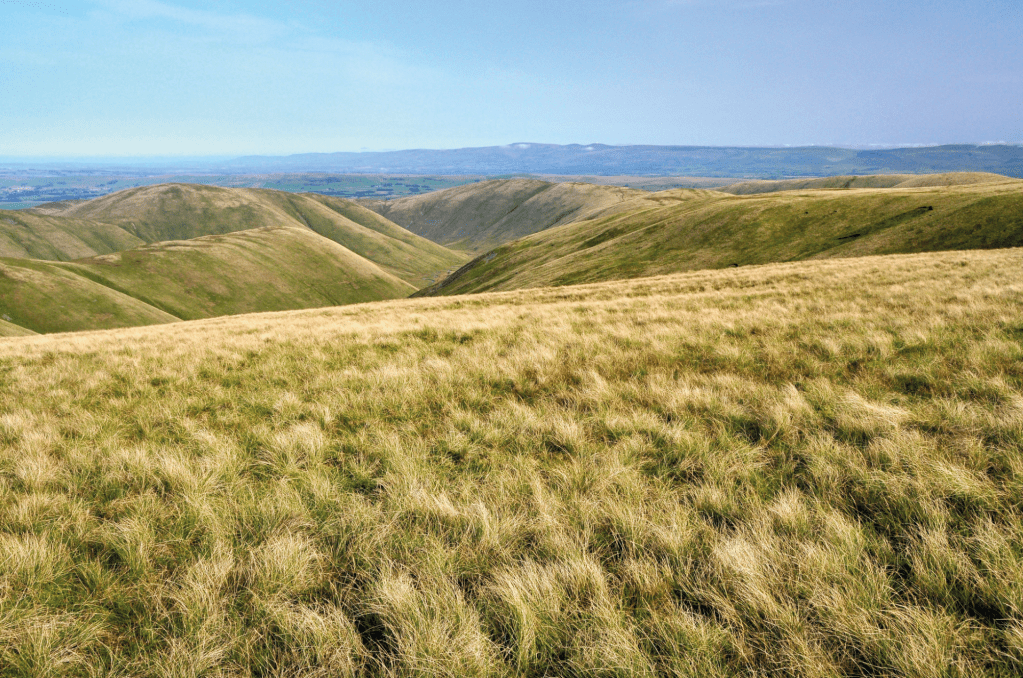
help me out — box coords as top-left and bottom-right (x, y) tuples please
(2, 169), (1023, 675)
(2, 172), (1021, 335)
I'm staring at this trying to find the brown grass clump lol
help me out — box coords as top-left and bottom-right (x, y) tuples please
(1, 247), (1022, 676)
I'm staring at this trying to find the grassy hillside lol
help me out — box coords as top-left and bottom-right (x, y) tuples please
(251, 191), (467, 286)
(58, 226), (416, 321)
(364, 178), (649, 252)
(0, 317), (36, 337)
(57, 184), (294, 242)
(46, 183), (467, 286)
(1, 248), (1022, 675)
(720, 172), (1016, 195)
(0, 257), (178, 333)
(422, 179), (1023, 296)
(0, 209), (143, 260)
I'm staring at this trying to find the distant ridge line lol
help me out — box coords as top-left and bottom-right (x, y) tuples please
(223, 143), (1023, 179)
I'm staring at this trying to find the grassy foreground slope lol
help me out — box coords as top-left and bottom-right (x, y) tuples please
(364, 178), (648, 251)
(2, 248), (1023, 676)
(422, 178), (1023, 295)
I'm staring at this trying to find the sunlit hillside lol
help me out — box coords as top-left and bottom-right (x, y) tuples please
(0, 209), (144, 261)
(2, 247), (1021, 676)
(0, 185), (468, 334)
(719, 172), (1013, 195)
(422, 175), (1023, 296)
(45, 184), (467, 287)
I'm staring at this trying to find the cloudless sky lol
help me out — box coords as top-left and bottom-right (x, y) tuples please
(1, 0), (1020, 156)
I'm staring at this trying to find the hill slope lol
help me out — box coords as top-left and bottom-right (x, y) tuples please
(0, 257), (178, 333)
(364, 178), (649, 251)
(57, 226), (416, 321)
(0, 225), (418, 333)
(719, 172), (1016, 195)
(43, 183), (467, 285)
(421, 179), (1023, 295)
(1, 248), (1022, 675)
(0, 317), (36, 337)
(0, 209), (143, 260)
(249, 190), (467, 286)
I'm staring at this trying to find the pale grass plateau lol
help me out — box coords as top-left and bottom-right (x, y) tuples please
(1, 248), (1023, 677)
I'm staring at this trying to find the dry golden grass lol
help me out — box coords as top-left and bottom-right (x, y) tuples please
(1, 247), (1022, 676)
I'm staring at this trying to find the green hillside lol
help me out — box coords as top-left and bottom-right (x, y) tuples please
(0, 184), (470, 334)
(249, 190), (467, 286)
(0, 257), (178, 334)
(0, 316), (36, 337)
(364, 178), (650, 252)
(57, 184), (292, 242)
(57, 226), (416, 321)
(2, 247), (1023, 675)
(420, 179), (1023, 296)
(719, 172), (1017, 195)
(0, 209), (143, 260)
(47, 183), (467, 285)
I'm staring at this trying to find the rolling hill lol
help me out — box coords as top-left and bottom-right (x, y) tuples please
(420, 175), (1023, 296)
(0, 184), (470, 333)
(46, 183), (467, 286)
(0, 316), (36, 337)
(0, 226), (416, 334)
(58, 226), (416, 321)
(1, 247), (1022, 675)
(719, 171), (1014, 195)
(0, 209), (143, 260)
(363, 178), (650, 252)
(0, 256), (180, 334)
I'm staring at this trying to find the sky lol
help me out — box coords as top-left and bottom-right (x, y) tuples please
(0, 0), (1021, 157)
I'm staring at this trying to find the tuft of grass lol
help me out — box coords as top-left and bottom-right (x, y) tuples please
(0, 247), (1022, 675)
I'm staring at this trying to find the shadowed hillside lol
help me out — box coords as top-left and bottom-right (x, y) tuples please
(364, 178), (650, 252)
(420, 178), (1023, 296)
(2, 247), (1023, 675)
(249, 190), (467, 287)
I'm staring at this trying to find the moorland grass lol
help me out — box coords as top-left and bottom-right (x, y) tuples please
(366, 179), (647, 252)
(1, 248), (1022, 676)
(421, 177), (1023, 296)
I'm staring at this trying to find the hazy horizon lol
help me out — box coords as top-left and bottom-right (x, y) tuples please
(2, 141), (1022, 166)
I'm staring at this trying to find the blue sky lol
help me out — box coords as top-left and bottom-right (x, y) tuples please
(1, 0), (1020, 156)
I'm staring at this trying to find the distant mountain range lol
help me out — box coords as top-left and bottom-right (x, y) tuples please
(224, 143), (1023, 178)
(4, 143), (1023, 180)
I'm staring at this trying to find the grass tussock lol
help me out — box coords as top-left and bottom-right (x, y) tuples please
(1, 247), (1023, 676)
